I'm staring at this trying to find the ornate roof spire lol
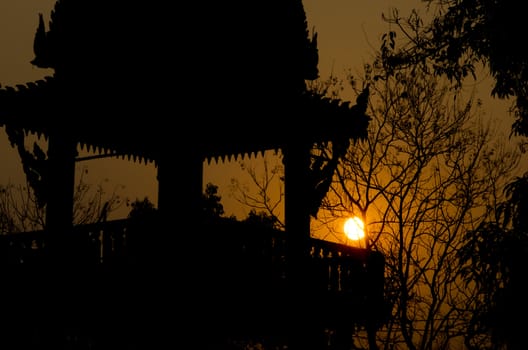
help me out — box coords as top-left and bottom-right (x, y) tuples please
(31, 13), (50, 68)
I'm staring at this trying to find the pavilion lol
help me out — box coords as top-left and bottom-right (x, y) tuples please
(0, 1), (385, 348)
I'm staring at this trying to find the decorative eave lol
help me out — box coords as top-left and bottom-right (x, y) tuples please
(0, 77), (158, 165)
(1, 0), (370, 167)
(1, 78), (369, 166)
(202, 89), (370, 163)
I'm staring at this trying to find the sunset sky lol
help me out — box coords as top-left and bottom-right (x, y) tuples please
(0, 0), (513, 220)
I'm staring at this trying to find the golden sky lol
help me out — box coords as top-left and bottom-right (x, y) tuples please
(0, 0), (514, 220)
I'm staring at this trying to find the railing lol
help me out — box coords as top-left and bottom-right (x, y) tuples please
(0, 219), (129, 264)
(0, 218), (387, 347)
(1, 218), (384, 302)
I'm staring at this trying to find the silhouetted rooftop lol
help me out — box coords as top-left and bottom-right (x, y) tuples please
(0, 0), (370, 164)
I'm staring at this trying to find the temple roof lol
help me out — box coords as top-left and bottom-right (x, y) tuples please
(0, 0), (370, 164)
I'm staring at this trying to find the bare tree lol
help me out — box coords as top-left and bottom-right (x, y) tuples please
(315, 59), (522, 349)
(0, 165), (124, 234)
(0, 182), (44, 233)
(229, 152), (285, 230)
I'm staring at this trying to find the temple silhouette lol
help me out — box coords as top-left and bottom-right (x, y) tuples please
(0, 1), (387, 348)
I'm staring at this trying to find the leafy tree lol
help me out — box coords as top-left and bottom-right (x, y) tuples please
(201, 182), (225, 220)
(313, 57), (522, 349)
(127, 196), (157, 221)
(458, 174), (528, 350)
(124, 196), (158, 264)
(243, 209), (279, 229)
(381, 0), (528, 137)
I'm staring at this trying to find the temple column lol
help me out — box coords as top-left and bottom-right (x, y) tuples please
(45, 133), (78, 262)
(157, 151), (203, 229)
(282, 141), (327, 350)
(282, 141), (312, 261)
(155, 150), (204, 343)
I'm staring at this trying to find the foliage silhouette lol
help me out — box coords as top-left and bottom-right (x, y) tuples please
(381, 0), (528, 137)
(201, 182), (226, 220)
(459, 174), (528, 350)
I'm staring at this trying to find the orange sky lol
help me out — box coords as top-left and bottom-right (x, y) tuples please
(0, 0), (516, 220)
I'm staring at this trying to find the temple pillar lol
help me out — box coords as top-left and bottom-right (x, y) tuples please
(156, 150), (204, 268)
(282, 141), (326, 350)
(45, 133), (77, 262)
(157, 152), (203, 229)
(282, 141), (312, 260)
(154, 151), (204, 344)
(46, 134), (76, 233)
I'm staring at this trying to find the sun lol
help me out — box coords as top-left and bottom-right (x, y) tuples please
(344, 216), (365, 241)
